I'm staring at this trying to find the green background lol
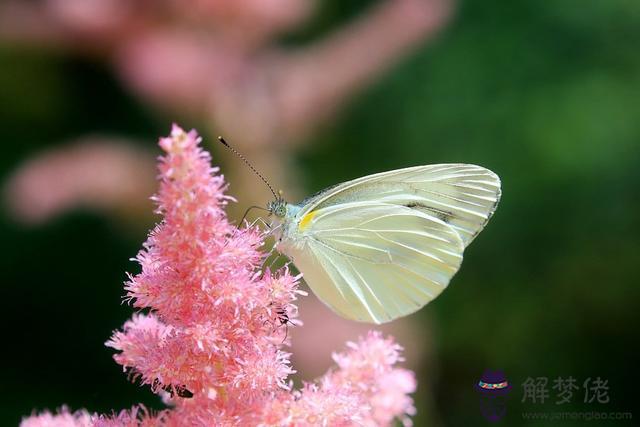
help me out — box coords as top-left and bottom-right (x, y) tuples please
(1, 1), (638, 425)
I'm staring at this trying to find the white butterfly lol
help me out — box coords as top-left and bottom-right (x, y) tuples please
(267, 164), (501, 324)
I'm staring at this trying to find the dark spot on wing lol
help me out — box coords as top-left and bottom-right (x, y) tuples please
(404, 202), (452, 223)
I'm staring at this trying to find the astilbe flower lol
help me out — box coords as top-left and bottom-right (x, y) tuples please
(21, 407), (92, 427)
(22, 125), (416, 426)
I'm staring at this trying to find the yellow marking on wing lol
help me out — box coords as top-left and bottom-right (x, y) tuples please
(298, 210), (317, 231)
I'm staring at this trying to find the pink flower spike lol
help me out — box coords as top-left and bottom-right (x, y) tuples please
(22, 125), (417, 426)
(109, 125), (304, 421)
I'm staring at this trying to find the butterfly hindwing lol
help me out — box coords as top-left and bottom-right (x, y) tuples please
(285, 202), (464, 323)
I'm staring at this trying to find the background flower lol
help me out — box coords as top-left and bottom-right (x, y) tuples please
(3, 138), (156, 226)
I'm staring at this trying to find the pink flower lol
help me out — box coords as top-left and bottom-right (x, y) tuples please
(0, 0), (452, 147)
(22, 125), (416, 426)
(20, 406), (92, 427)
(3, 138), (156, 225)
(260, 331), (416, 427)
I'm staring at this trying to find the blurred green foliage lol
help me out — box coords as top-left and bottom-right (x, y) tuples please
(1, 1), (639, 425)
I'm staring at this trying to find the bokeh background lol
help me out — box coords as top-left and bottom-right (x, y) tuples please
(2, 0), (639, 425)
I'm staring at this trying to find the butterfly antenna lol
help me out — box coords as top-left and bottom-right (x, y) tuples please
(217, 136), (279, 201)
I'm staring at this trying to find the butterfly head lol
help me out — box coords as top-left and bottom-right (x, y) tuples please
(267, 197), (287, 218)
(266, 197), (290, 243)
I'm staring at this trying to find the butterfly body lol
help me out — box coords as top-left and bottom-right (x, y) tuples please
(268, 164), (501, 324)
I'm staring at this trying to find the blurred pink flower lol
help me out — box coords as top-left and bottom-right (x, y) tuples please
(0, 0), (311, 52)
(1, 0), (454, 216)
(3, 138), (156, 225)
(0, 0), (452, 147)
(20, 406), (91, 427)
(21, 125), (416, 426)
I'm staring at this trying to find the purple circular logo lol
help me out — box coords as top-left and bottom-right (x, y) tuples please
(476, 370), (512, 422)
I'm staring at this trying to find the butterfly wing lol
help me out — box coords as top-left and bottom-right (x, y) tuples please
(298, 164), (501, 246)
(283, 202), (464, 323)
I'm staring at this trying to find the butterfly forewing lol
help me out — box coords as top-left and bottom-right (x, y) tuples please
(298, 164), (501, 246)
(286, 202), (464, 323)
